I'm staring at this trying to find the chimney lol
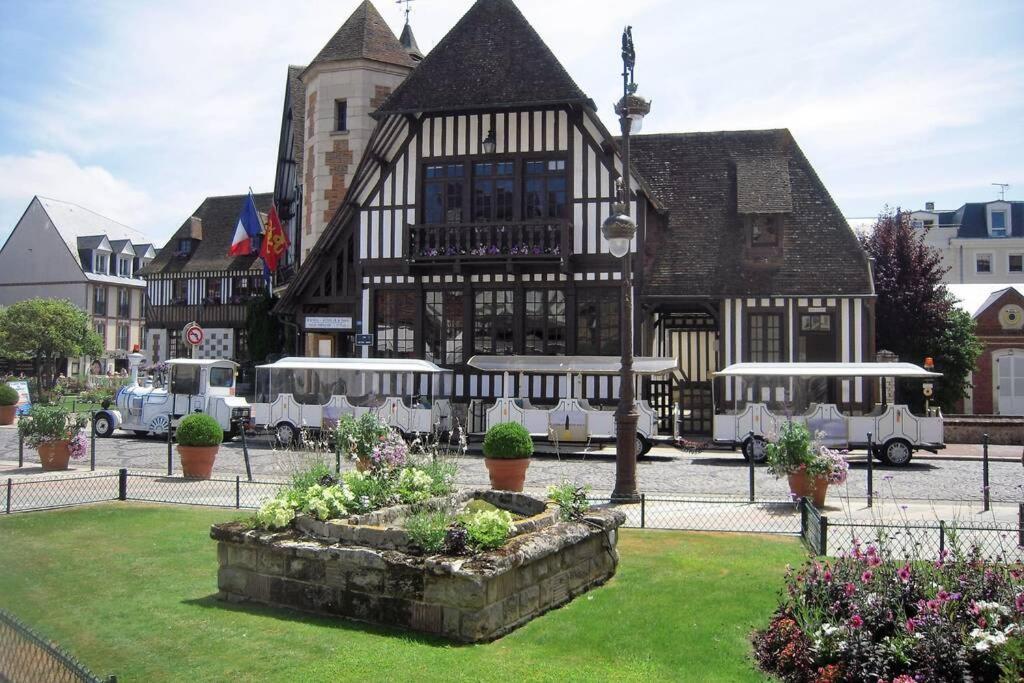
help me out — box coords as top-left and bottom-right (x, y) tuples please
(925, 201), (935, 211)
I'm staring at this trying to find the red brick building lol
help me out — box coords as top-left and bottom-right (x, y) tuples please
(961, 286), (1024, 415)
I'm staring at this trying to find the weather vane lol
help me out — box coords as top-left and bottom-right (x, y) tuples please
(397, 0), (415, 25)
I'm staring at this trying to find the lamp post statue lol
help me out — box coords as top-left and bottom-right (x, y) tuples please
(603, 26), (650, 503)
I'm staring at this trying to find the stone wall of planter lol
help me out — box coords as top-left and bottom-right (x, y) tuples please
(210, 494), (625, 643)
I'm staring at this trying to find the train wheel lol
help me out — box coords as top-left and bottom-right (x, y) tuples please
(882, 439), (913, 467)
(93, 412), (115, 438)
(742, 436), (768, 463)
(275, 422), (298, 447)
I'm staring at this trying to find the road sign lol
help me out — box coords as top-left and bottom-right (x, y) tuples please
(184, 322), (205, 347)
(355, 334), (374, 347)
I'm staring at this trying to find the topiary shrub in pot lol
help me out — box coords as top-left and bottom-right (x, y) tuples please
(0, 384), (19, 426)
(482, 421), (533, 492)
(176, 413), (223, 479)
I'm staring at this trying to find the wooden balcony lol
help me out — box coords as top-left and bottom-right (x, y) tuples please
(145, 303), (250, 329)
(407, 222), (569, 269)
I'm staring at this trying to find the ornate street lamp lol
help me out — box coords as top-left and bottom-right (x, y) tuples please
(602, 25), (650, 503)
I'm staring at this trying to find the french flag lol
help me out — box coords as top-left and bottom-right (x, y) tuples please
(229, 192), (264, 256)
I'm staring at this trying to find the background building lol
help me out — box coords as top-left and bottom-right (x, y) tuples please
(140, 193), (272, 366)
(0, 196), (154, 374)
(274, 0), (876, 435)
(910, 200), (1024, 284)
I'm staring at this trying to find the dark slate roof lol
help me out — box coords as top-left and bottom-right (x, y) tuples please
(948, 201), (1024, 238)
(141, 193), (273, 275)
(630, 130), (873, 298)
(399, 22), (422, 60)
(288, 65), (306, 172)
(375, 0), (594, 116)
(305, 0), (414, 73)
(735, 157), (793, 213)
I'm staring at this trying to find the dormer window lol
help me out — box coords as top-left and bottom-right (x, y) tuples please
(991, 210), (1008, 237)
(118, 257), (132, 277)
(749, 214), (782, 247)
(94, 253), (109, 274)
(176, 239), (193, 258)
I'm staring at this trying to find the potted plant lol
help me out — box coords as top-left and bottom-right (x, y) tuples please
(176, 413), (223, 479)
(17, 405), (87, 470)
(482, 422), (534, 492)
(0, 384), (19, 425)
(335, 413), (393, 471)
(764, 421), (848, 508)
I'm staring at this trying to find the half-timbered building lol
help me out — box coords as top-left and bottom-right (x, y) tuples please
(275, 0), (876, 436)
(140, 193), (273, 365)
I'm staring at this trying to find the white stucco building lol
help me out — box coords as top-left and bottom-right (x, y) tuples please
(0, 196), (155, 374)
(909, 200), (1024, 284)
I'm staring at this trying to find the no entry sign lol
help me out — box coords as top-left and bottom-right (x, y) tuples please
(184, 322), (204, 347)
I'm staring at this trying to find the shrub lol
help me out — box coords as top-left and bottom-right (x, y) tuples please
(418, 459), (458, 497)
(483, 422), (533, 460)
(405, 510), (453, 554)
(547, 481), (592, 521)
(765, 421), (848, 484)
(255, 497), (296, 530)
(396, 467), (434, 504)
(289, 460), (336, 491)
(461, 508), (515, 551)
(176, 413), (223, 447)
(752, 544), (1024, 682)
(0, 384), (19, 406)
(17, 405), (86, 446)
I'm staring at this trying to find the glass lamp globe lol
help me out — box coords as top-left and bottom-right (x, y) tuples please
(602, 204), (636, 259)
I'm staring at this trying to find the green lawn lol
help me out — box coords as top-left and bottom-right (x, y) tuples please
(0, 504), (804, 682)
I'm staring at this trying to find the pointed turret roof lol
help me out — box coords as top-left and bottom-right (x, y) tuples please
(375, 0), (593, 116)
(399, 22), (422, 61)
(305, 0), (415, 74)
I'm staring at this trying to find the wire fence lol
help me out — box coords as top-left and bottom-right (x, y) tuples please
(590, 495), (802, 535)
(800, 499), (1024, 562)
(0, 607), (114, 683)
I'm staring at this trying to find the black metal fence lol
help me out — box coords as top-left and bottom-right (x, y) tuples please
(0, 608), (114, 683)
(800, 499), (1024, 561)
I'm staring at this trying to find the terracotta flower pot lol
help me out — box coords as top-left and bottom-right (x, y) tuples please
(787, 468), (829, 508)
(177, 445), (219, 479)
(484, 458), (530, 492)
(0, 404), (16, 426)
(38, 440), (71, 471)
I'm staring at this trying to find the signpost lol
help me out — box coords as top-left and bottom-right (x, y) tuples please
(7, 380), (30, 416)
(183, 322), (204, 359)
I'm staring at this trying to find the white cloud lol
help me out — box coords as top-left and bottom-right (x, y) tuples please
(0, 151), (158, 236)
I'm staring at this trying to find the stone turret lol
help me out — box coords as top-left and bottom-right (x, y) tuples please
(298, 1), (415, 262)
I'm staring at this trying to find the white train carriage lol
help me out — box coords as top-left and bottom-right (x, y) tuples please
(712, 362), (944, 466)
(250, 357), (452, 445)
(95, 357), (251, 439)
(466, 355), (680, 457)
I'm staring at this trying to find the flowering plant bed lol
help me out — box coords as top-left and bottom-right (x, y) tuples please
(752, 541), (1024, 682)
(212, 490), (624, 642)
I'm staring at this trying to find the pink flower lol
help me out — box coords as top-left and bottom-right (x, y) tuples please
(892, 676), (916, 683)
(850, 614), (864, 629)
(927, 599), (941, 613)
(1016, 592), (1024, 613)
(844, 582), (856, 597)
(823, 570), (833, 582)
(897, 564), (912, 583)
(861, 570), (874, 583)
(867, 555), (882, 567)
(937, 590), (950, 602)
(977, 616), (987, 629)
(905, 618), (916, 633)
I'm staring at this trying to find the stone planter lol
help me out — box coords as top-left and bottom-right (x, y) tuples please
(787, 469), (828, 508)
(0, 404), (16, 426)
(211, 490), (625, 642)
(484, 458), (530, 491)
(178, 445), (219, 479)
(37, 440), (71, 471)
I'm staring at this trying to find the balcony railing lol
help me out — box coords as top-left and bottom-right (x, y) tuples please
(408, 222), (568, 265)
(146, 304), (249, 328)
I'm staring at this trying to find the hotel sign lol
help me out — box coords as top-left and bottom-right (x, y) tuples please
(305, 315), (354, 331)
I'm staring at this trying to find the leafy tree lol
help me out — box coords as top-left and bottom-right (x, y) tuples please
(860, 207), (982, 411)
(245, 294), (285, 364)
(0, 298), (103, 398)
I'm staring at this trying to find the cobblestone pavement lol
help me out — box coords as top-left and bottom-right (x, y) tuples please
(1, 426), (1021, 504)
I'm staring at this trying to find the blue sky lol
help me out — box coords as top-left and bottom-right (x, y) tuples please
(0, 0), (1021, 245)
